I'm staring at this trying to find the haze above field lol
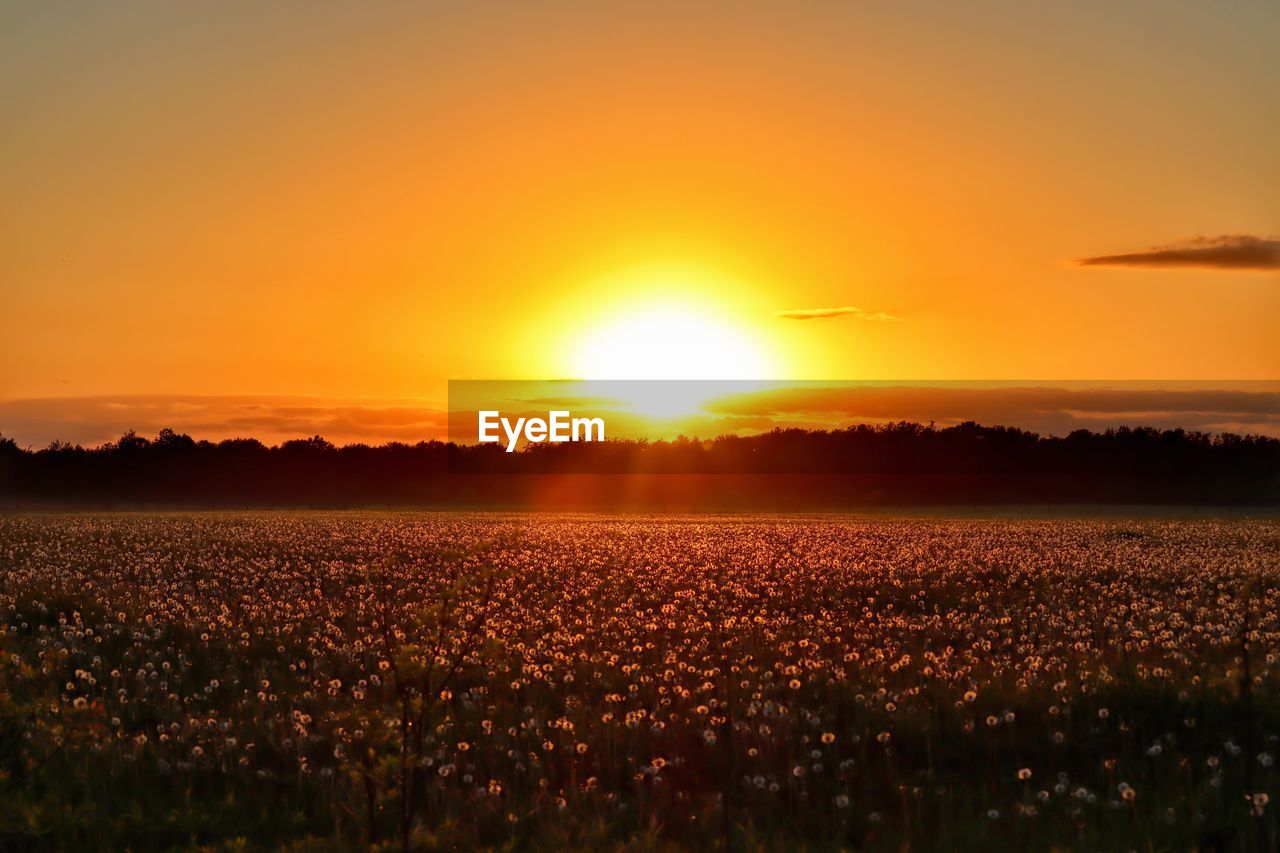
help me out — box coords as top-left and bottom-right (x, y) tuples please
(2, 2), (1277, 447)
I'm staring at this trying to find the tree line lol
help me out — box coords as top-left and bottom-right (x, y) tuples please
(1, 421), (1277, 508)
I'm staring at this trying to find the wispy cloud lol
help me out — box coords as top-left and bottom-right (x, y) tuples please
(776, 306), (903, 321)
(1076, 235), (1280, 271)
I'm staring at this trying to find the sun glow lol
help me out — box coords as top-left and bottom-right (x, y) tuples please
(565, 298), (776, 420)
(573, 305), (771, 382)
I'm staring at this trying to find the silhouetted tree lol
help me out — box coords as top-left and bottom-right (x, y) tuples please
(0, 423), (1275, 508)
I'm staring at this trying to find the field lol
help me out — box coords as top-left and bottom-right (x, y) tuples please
(1, 513), (1279, 851)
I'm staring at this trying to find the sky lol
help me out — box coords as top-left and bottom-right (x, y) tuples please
(2, 1), (1277, 446)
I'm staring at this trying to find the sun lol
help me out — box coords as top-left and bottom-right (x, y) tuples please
(572, 303), (772, 381)
(564, 300), (777, 421)
(542, 264), (785, 420)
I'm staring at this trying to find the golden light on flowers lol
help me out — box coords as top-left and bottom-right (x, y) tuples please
(3, 512), (1280, 847)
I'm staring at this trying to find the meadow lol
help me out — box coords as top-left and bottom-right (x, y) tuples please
(1, 512), (1278, 850)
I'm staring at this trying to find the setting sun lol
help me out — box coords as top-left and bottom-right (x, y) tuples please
(572, 303), (772, 381)
(563, 297), (778, 419)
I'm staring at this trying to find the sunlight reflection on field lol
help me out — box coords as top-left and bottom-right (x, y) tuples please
(1, 512), (1278, 848)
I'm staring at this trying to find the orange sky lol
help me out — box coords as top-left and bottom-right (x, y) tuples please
(2, 2), (1278, 446)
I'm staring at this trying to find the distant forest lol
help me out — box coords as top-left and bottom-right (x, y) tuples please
(2, 422), (1278, 508)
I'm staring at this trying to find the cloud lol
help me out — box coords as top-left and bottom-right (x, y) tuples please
(1076, 235), (1280, 271)
(5, 386), (1280, 448)
(521, 396), (627, 408)
(776, 306), (903, 321)
(0, 395), (449, 449)
(701, 385), (1280, 437)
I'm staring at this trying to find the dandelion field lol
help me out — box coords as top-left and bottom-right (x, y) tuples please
(2, 513), (1279, 851)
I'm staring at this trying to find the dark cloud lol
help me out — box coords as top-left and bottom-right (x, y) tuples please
(776, 306), (902, 321)
(1076, 235), (1280, 271)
